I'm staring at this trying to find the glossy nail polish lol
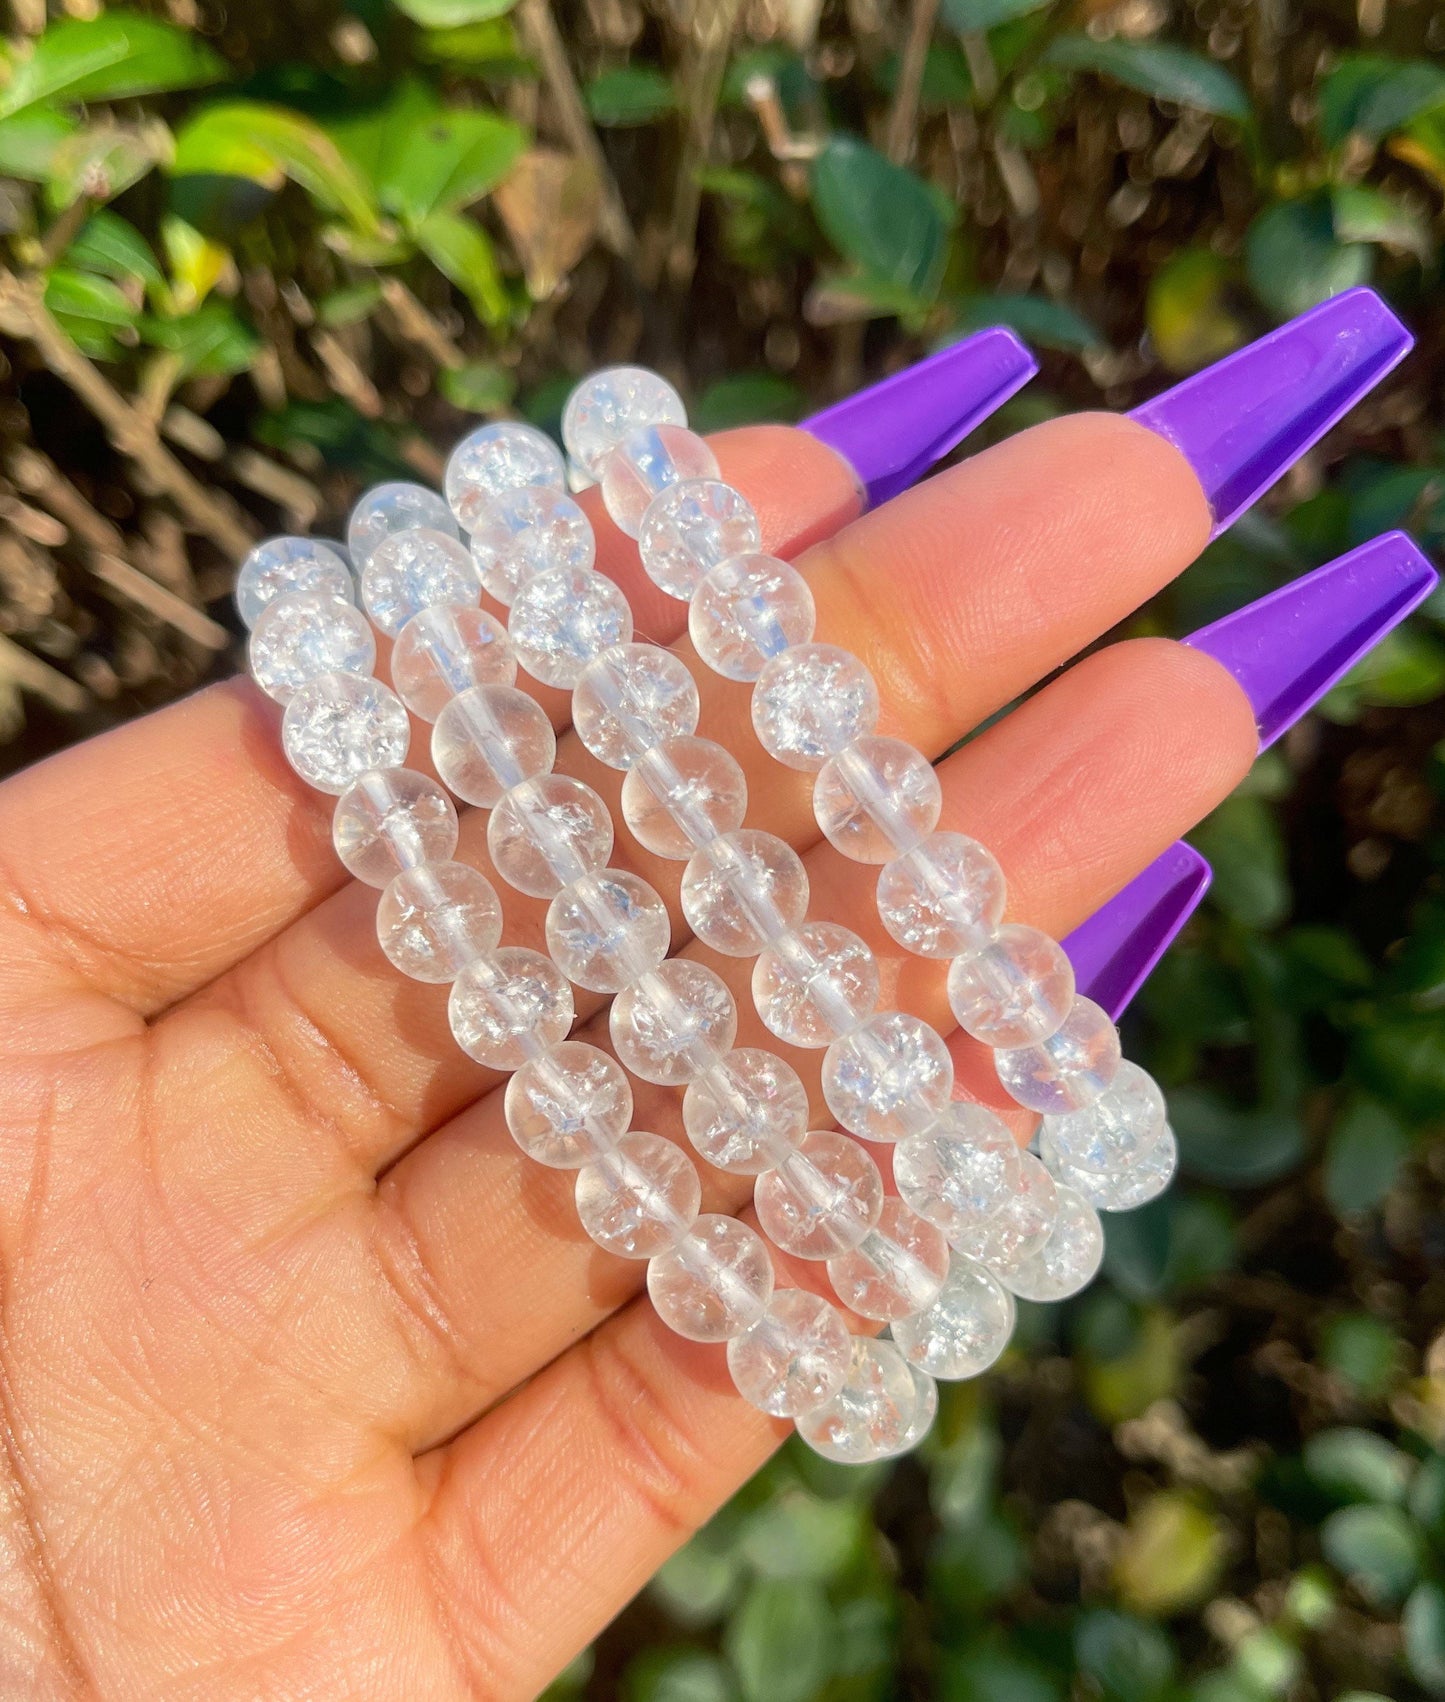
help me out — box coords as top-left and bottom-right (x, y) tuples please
(1063, 843), (1212, 1022)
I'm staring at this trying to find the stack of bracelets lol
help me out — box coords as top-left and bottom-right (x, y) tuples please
(236, 366), (1178, 1466)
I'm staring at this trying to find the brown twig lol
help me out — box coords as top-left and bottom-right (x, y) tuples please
(0, 633), (87, 713)
(884, 0), (941, 164)
(659, 0), (746, 290)
(379, 278), (465, 371)
(88, 551), (229, 650)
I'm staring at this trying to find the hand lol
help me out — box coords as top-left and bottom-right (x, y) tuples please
(0, 412), (1243, 1699)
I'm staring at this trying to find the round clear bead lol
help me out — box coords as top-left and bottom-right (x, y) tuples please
(1003, 1184), (1105, 1302)
(821, 1010), (953, 1144)
(891, 1366), (940, 1454)
(392, 604), (516, 721)
(994, 996), (1122, 1115)
(621, 736), (748, 860)
(638, 477), (761, 601)
(826, 1196), (949, 1321)
(727, 1289), (852, 1418)
(235, 536), (352, 628)
(545, 869), (671, 993)
(814, 736), (942, 863)
(509, 565), (633, 688)
(1040, 1059), (1167, 1175)
(876, 831), (1006, 959)
(679, 830), (808, 957)
(444, 422), (566, 531)
(575, 1131), (700, 1259)
(449, 946), (574, 1069)
(752, 922), (880, 1049)
(647, 1215), (774, 1342)
(572, 643), (700, 770)
(952, 1151), (1058, 1276)
(600, 423), (720, 538)
(1083, 1124), (1178, 1211)
(432, 684), (556, 808)
(947, 924), (1075, 1049)
(688, 553), (815, 682)
(504, 1040), (633, 1169)
(486, 773), (614, 898)
(468, 485), (594, 606)
(562, 366), (687, 479)
(333, 768), (457, 886)
(376, 860), (503, 983)
(248, 590), (375, 703)
(753, 1129), (883, 1260)
(347, 482), (457, 575)
(797, 1337), (919, 1465)
(682, 1047), (808, 1174)
(360, 526), (478, 638)
(752, 644), (880, 772)
(893, 1103), (1023, 1241)
(610, 960), (738, 1086)
(892, 1254), (1016, 1381)
(281, 672), (410, 795)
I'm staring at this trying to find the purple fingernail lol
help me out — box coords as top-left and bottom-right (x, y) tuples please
(803, 328), (1038, 508)
(1063, 843), (1212, 1022)
(1131, 288), (1413, 538)
(1185, 530), (1438, 750)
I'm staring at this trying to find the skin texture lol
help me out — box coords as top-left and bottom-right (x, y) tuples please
(0, 412), (1255, 1700)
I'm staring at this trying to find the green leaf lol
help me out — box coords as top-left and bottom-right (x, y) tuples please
(1043, 36), (1250, 120)
(417, 19), (526, 70)
(439, 360), (516, 412)
(0, 107), (77, 181)
(1321, 55), (1445, 148)
(414, 207), (512, 325)
(692, 373), (801, 432)
(1322, 622), (1445, 719)
(1324, 1096), (1414, 1215)
(392, 0), (517, 22)
(44, 120), (168, 211)
(44, 265), (139, 328)
(1406, 1582), (1445, 1695)
(931, 1511), (1028, 1611)
(942, 0), (1050, 32)
(723, 1579), (832, 1702)
(1115, 1493), (1228, 1616)
(954, 292), (1099, 351)
(1245, 196), (1374, 320)
(1304, 1428), (1414, 1505)
(650, 1532), (743, 1629)
(1321, 1504), (1423, 1605)
(0, 14), (225, 120)
(1146, 248), (1248, 374)
(160, 213), (230, 312)
(140, 300), (260, 377)
(1353, 1011), (1445, 1119)
(1074, 1609), (1176, 1702)
(584, 65), (677, 128)
(64, 209), (163, 292)
(940, 1643), (1064, 1702)
(1331, 183), (1433, 261)
(318, 280), (384, 328)
(738, 1491), (866, 1582)
(1102, 1192), (1236, 1299)
(810, 135), (949, 302)
(623, 1648), (737, 1702)
(1192, 793), (1289, 930)
(1170, 1088), (1304, 1187)
(1321, 1314), (1406, 1400)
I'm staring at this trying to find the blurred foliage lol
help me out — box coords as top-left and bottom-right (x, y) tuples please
(3, 0), (1445, 1698)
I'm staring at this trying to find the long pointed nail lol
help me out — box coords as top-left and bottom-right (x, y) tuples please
(1063, 843), (1212, 1022)
(803, 328), (1038, 508)
(1130, 288), (1413, 538)
(1185, 530), (1439, 750)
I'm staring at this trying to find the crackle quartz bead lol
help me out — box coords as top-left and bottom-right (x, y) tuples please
(947, 923), (1075, 1049)
(282, 672), (410, 795)
(1041, 1122), (1178, 1212)
(822, 1010), (953, 1144)
(562, 366), (687, 479)
(333, 768), (458, 886)
(876, 831), (1006, 959)
(443, 422), (565, 531)
(751, 643), (880, 772)
(994, 996), (1121, 1115)
(1003, 1184), (1105, 1302)
(248, 590), (375, 703)
(892, 1367), (940, 1454)
(621, 736), (747, 860)
(508, 564), (632, 688)
(893, 1103), (1022, 1241)
(682, 1047), (809, 1174)
(727, 1288), (852, 1418)
(826, 1196), (949, 1321)
(797, 1337), (919, 1464)
(638, 477), (761, 600)
(235, 536), (353, 628)
(752, 922), (880, 1049)
(392, 604), (516, 721)
(952, 1150), (1058, 1276)
(753, 1129), (883, 1260)
(504, 1041), (632, 1169)
(600, 423), (720, 538)
(572, 643), (700, 770)
(610, 960), (737, 1086)
(679, 830), (808, 957)
(814, 736), (942, 863)
(1040, 1059), (1166, 1175)
(375, 860), (503, 982)
(545, 869), (671, 993)
(647, 1215), (774, 1341)
(468, 485), (594, 605)
(688, 553), (815, 681)
(348, 482), (457, 574)
(892, 1254), (1016, 1380)
(449, 946), (574, 1069)
(360, 527), (479, 638)
(575, 1130), (700, 1259)
(432, 684), (556, 808)
(486, 773), (613, 898)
